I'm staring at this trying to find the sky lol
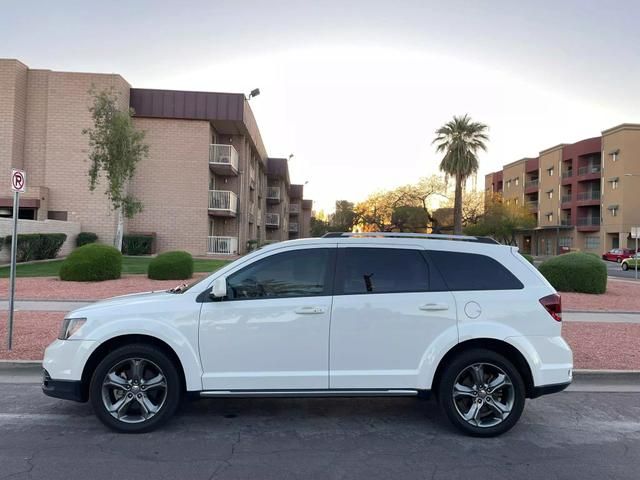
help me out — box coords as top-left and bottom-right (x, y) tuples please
(2, 0), (639, 212)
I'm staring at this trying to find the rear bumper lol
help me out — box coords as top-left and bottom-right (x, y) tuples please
(530, 381), (571, 399)
(42, 369), (86, 403)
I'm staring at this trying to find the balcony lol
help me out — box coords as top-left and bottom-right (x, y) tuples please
(562, 170), (573, 179)
(209, 144), (239, 176)
(577, 216), (600, 232)
(561, 218), (572, 226)
(577, 191), (601, 201)
(290, 202), (301, 214)
(207, 236), (238, 255)
(577, 165), (601, 182)
(248, 203), (255, 224)
(289, 222), (299, 233)
(208, 190), (238, 217)
(266, 212), (280, 228)
(257, 208), (262, 226)
(561, 194), (572, 204)
(267, 186), (281, 203)
(524, 179), (538, 193)
(526, 200), (538, 210)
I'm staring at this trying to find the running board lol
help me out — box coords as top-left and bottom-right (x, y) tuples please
(199, 389), (419, 398)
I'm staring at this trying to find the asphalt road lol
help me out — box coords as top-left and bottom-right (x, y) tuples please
(0, 383), (639, 480)
(604, 260), (640, 279)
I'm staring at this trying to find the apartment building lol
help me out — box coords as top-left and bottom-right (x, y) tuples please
(485, 124), (640, 255)
(0, 59), (312, 256)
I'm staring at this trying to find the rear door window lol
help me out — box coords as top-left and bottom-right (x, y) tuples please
(427, 251), (523, 291)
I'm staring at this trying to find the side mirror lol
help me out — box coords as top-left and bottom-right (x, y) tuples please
(211, 277), (228, 298)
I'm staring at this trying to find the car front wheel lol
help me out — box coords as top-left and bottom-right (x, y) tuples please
(617, 257), (622, 263)
(622, 263), (629, 271)
(438, 349), (525, 437)
(89, 343), (181, 433)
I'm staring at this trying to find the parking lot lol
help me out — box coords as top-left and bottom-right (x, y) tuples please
(1, 377), (639, 480)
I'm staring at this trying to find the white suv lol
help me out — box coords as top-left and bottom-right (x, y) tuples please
(42, 233), (572, 436)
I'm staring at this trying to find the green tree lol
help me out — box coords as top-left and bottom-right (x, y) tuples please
(310, 216), (329, 237)
(83, 88), (149, 250)
(330, 200), (357, 232)
(432, 114), (489, 235)
(464, 196), (535, 244)
(391, 206), (429, 232)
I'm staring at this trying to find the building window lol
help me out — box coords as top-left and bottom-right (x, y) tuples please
(547, 167), (554, 176)
(48, 211), (68, 221)
(547, 190), (553, 199)
(610, 206), (618, 216)
(610, 178), (619, 189)
(514, 198), (519, 205)
(546, 213), (553, 222)
(506, 180), (511, 189)
(506, 199), (511, 206)
(559, 237), (572, 248)
(514, 177), (519, 186)
(585, 236), (600, 249)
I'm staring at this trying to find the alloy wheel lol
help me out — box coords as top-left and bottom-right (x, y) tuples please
(101, 358), (168, 424)
(452, 362), (515, 428)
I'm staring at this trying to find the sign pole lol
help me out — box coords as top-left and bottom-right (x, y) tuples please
(636, 235), (638, 281)
(7, 190), (19, 350)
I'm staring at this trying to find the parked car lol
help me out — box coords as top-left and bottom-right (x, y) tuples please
(602, 248), (636, 263)
(42, 233), (572, 437)
(621, 253), (640, 271)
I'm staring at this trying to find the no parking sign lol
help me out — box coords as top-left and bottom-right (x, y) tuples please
(11, 169), (26, 193)
(6, 168), (26, 349)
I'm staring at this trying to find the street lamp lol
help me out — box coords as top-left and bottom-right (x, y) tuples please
(247, 88), (260, 100)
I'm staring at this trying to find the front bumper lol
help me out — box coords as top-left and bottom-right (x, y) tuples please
(42, 369), (86, 402)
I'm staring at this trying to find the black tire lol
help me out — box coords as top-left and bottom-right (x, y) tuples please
(89, 343), (182, 433)
(617, 257), (622, 263)
(622, 263), (629, 271)
(438, 349), (526, 437)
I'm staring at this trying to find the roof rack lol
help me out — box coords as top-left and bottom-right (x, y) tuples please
(321, 232), (499, 245)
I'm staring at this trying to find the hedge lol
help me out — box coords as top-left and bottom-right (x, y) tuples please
(4, 233), (67, 262)
(76, 232), (98, 247)
(148, 251), (194, 280)
(521, 253), (534, 265)
(122, 234), (154, 255)
(59, 244), (122, 281)
(538, 252), (606, 294)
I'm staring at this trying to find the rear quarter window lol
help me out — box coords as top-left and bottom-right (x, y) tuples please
(427, 250), (524, 291)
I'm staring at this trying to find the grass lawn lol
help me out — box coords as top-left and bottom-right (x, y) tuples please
(0, 256), (230, 278)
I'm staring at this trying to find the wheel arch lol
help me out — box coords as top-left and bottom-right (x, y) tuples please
(80, 334), (189, 402)
(431, 338), (535, 399)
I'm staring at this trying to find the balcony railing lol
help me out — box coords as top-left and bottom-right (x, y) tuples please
(289, 222), (299, 233)
(577, 217), (600, 226)
(561, 194), (572, 203)
(526, 200), (538, 209)
(248, 203), (255, 223)
(290, 203), (301, 214)
(525, 179), (539, 189)
(267, 186), (281, 201)
(208, 190), (238, 214)
(561, 219), (572, 226)
(266, 212), (280, 227)
(257, 208), (262, 226)
(562, 170), (573, 179)
(209, 144), (239, 174)
(207, 236), (238, 255)
(577, 191), (601, 201)
(578, 165), (601, 176)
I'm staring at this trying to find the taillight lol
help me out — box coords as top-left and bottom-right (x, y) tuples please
(539, 294), (562, 322)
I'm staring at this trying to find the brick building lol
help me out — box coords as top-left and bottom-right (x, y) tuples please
(485, 124), (640, 255)
(0, 59), (312, 256)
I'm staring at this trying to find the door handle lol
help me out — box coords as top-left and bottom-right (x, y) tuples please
(295, 306), (326, 314)
(419, 303), (450, 311)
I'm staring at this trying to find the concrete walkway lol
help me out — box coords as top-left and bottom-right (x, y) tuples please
(2, 299), (640, 323)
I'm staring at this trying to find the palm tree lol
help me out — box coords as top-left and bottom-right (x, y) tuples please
(432, 114), (489, 235)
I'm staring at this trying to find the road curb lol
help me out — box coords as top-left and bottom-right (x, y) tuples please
(565, 310), (640, 315)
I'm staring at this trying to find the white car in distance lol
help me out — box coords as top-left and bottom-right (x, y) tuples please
(43, 233), (572, 436)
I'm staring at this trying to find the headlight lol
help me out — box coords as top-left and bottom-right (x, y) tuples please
(58, 318), (87, 340)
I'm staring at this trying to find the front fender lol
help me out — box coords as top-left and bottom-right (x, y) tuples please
(85, 318), (203, 391)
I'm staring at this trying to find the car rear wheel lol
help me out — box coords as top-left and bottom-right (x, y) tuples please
(438, 349), (525, 437)
(617, 257), (622, 263)
(89, 343), (181, 433)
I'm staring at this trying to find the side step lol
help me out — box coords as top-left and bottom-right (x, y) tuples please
(199, 389), (420, 398)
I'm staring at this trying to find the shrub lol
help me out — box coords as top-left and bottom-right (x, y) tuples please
(76, 232), (98, 247)
(521, 253), (534, 265)
(4, 233), (67, 262)
(538, 252), (606, 294)
(122, 234), (154, 255)
(59, 244), (122, 281)
(148, 251), (194, 280)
